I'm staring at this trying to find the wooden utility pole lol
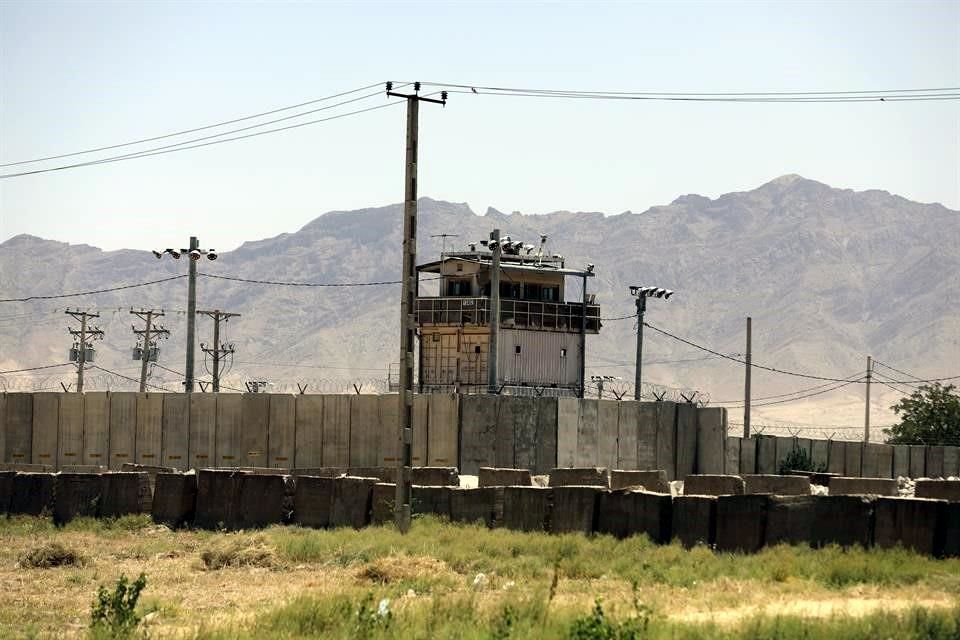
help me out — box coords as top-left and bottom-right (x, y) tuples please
(66, 310), (103, 393)
(633, 296), (646, 400)
(579, 274), (587, 398)
(130, 309), (170, 392)
(185, 236), (200, 392)
(197, 309), (240, 392)
(385, 81), (447, 534)
(744, 317), (752, 438)
(487, 228), (502, 394)
(864, 355), (872, 442)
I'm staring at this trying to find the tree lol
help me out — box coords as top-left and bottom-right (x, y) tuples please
(884, 383), (960, 445)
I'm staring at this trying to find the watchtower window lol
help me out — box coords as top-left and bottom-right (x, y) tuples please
(447, 279), (471, 296)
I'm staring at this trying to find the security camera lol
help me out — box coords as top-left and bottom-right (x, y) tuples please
(167, 249), (181, 259)
(663, 289), (674, 299)
(152, 250), (162, 259)
(629, 286), (639, 295)
(586, 263), (595, 273)
(207, 250), (217, 261)
(189, 249), (201, 260)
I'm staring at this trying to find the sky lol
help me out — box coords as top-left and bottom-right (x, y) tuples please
(1, 0), (958, 252)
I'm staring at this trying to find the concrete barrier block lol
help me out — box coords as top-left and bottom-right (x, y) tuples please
(843, 441), (863, 477)
(909, 445), (926, 478)
(0, 470), (13, 513)
(756, 436), (777, 475)
(943, 447), (960, 478)
(479, 467), (532, 487)
(410, 467), (459, 486)
(654, 402), (677, 480)
(765, 495), (816, 546)
(893, 445), (910, 478)
(596, 490), (671, 543)
(101, 472), (151, 517)
(862, 443), (893, 479)
(827, 440), (846, 475)
(549, 467), (609, 487)
(574, 399), (599, 467)
(293, 475), (336, 528)
(330, 476), (377, 529)
(293, 467), (347, 478)
(348, 466), (391, 482)
(502, 486), (552, 532)
(725, 437), (741, 476)
(915, 480), (960, 501)
(810, 440), (829, 472)
(744, 474), (811, 495)
(716, 494), (769, 553)
(151, 473), (197, 528)
(739, 437), (757, 475)
(236, 473), (293, 528)
(609, 469), (669, 493)
(9, 472), (56, 515)
(269, 395), (298, 469)
(411, 485), (451, 518)
(926, 446), (946, 478)
(812, 495), (875, 548)
(61, 465), (107, 473)
(684, 474), (745, 496)
(875, 497), (946, 556)
(551, 486), (601, 534)
(829, 477), (898, 496)
(636, 403), (658, 470)
(616, 402), (640, 471)
(449, 487), (502, 527)
(53, 473), (105, 524)
(944, 503), (960, 557)
(459, 395), (498, 474)
(4, 393), (33, 464)
(676, 403), (697, 480)
(371, 482), (396, 525)
(195, 469), (246, 530)
(534, 397), (559, 475)
(671, 495), (717, 548)
(696, 407), (727, 475)
(774, 437), (796, 473)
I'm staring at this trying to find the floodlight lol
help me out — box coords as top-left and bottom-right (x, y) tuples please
(207, 250), (217, 261)
(152, 250), (163, 259)
(166, 249), (181, 259)
(189, 249), (201, 260)
(586, 263), (595, 273)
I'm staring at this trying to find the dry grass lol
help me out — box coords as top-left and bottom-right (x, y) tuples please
(17, 542), (86, 569)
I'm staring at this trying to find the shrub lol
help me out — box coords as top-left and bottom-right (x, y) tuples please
(18, 542), (85, 569)
(90, 573), (147, 638)
(779, 446), (825, 474)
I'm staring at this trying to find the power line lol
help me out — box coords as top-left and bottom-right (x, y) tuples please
(197, 273), (408, 287)
(0, 82), (387, 168)
(725, 378), (865, 408)
(90, 364), (172, 392)
(0, 275), (188, 302)
(445, 89), (960, 103)
(711, 372), (865, 405)
(0, 362), (73, 374)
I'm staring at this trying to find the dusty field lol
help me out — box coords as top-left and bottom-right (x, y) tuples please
(1, 515), (959, 639)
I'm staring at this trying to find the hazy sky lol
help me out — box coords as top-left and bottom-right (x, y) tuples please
(1, 0), (958, 251)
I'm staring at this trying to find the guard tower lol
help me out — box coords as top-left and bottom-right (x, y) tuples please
(415, 231), (600, 396)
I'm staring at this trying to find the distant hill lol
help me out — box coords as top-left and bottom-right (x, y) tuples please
(2, 175), (957, 427)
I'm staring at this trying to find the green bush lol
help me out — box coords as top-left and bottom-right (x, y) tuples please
(779, 445), (825, 474)
(90, 573), (147, 638)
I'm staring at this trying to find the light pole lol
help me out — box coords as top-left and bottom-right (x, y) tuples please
(629, 286), (674, 400)
(152, 237), (218, 392)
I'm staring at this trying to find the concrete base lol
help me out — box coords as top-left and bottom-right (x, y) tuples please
(595, 490), (671, 542)
(502, 486), (552, 532)
(371, 482), (396, 525)
(195, 469), (246, 530)
(410, 467), (459, 487)
(610, 469), (669, 493)
(292, 467), (348, 478)
(716, 494), (769, 553)
(411, 485), (451, 519)
(829, 477), (898, 496)
(744, 475), (811, 495)
(0, 471), (14, 513)
(100, 472), (150, 517)
(53, 473), (105, 524)
(236, 473), (292, 528)
(479, 467), (532, 487)
(944, 503), (960, 557)
(330, 476), (377, 529)
(549, 468), (609, 487)
(874, 497), (946, 556)
(684, 474), (745, 496)
(9, 473), (56, 515)
(765, 495), (816, 546)
(812, 495), (875, 548)
(915, 480), (960, 501)
(671, 495), (717, 548)
(293, 476), (336, 528)
(551, 486), (601, 534)
(151, 473), (197, 528)
(449, 487), (502, 527)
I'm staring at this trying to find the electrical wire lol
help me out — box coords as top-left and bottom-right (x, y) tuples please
(711, 372), (866, 404)
(0, 362), (73, 374)
(89, 365), (172, 392)
(444, 88), (960, 103)
(0, 82), (388, 168)
(726, 378), (865, 408)
(197, 273), (407, 287)
(0, 275), (188, 302)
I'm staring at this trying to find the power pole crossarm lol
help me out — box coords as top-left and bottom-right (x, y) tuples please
(66, 309), (104, 393)
(131, 309), (170, 392)
(197, 309), (240, 393)
(864, 355), (872, 442)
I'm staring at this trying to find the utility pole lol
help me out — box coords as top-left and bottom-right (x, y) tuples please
(386, 81), (447, 534)
(864, 355), (872, 442)
(487, 228), (502, 395)
(629, 286), (675, 401)
(744, 317), (752, 438)
(197, 309), (240, 392)
(66, 310), (104, 393)
(130, 309), (170, 392)
(579, 274), (587, 399)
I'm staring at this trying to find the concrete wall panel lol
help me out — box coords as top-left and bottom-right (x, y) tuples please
(597, 400), (619, 470)
(459, 394), (497, 475)
(534, 397), (558, 474)
(411, 394), (428, 466)
(675, 403), (698, 480)
(862, 443), (893, 479)
(556, 397), (579, 468)
(756, 435), (778, 475)
(268, 395), (295, 468)
(725, 437), (741, 475)
(0, 394), (5, 463)
(58, 393), (84, 468)
(574, 399), (599, 467)
(943, 446), (960, 478)
(294, 395), (323, 468)
(926, 446), (945, 478)
(617, 401), (640, 470)
(378, 394), (399, 466)
(493, 397), (515, 468)
(810, 439), (829, 472)
(109, 393), (137, 470)
(188, 394), (216, 468)
(241, 393), (270, 467)
(161, 394), (189, 470)
(31, 393), (59, 466)
(774, 437), (795, 473)
(510, 396), (539, 471)
(349, 394), (380, 467)
(909, 445), (926, 478)
(843, 441), (863, 477)
(636, 403), (658, 470)
(739, 437), (757, 475)
(696, 407), (726, 475)
(82, 392), (109, 467)
(135, 393), (163, 465)
(796, 438), (813, 460)
(321, 395), (351, 467)
(5, 393), (32, 464)
(216, 394), (243, 467)
(427, 393), (458, 467)
(892, 445), (910, 478)
(827, 440), (845, 475)
(655, 402), (677, 480)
